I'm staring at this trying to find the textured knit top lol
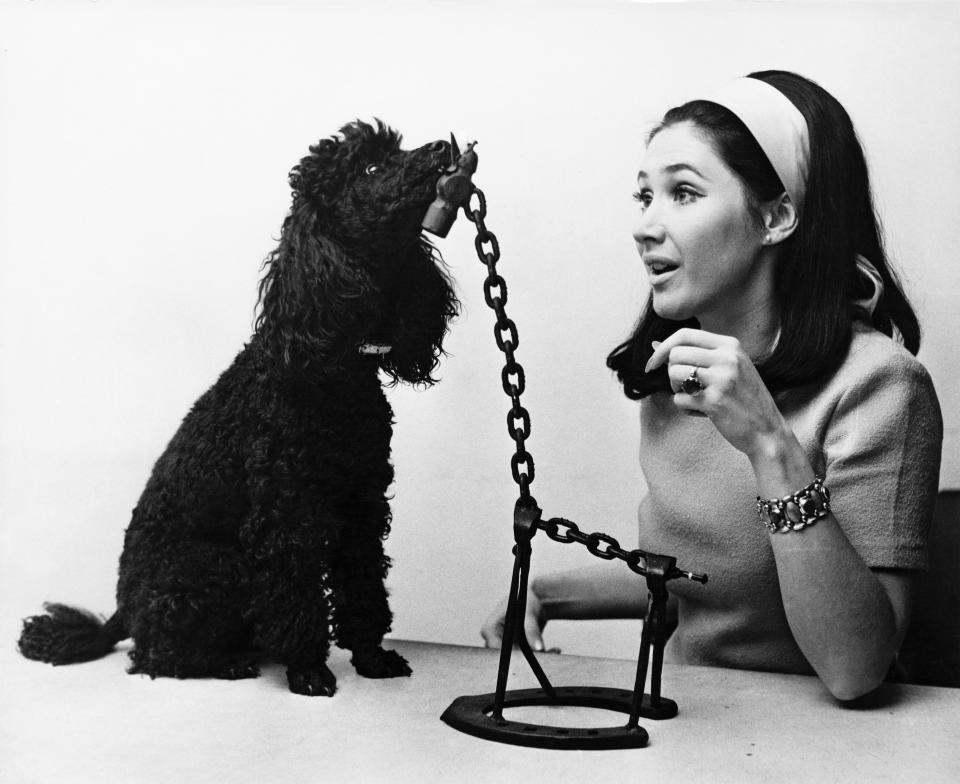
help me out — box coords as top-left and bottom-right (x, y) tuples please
(638, 322), (943, 674)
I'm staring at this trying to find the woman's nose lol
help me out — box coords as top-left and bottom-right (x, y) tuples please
(633, 205), (666, 246)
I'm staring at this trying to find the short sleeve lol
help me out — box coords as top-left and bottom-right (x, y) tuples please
(823, 352), (943, 570)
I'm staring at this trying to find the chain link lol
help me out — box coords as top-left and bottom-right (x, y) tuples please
(466, 188), (534, 500)
(538, 517), (706, 582)
(539, 519), (644, 574)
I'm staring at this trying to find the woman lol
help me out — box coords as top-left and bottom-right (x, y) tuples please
(480, 70), (943, 701)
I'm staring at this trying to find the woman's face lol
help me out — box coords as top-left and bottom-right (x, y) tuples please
(633, 122), (772, 330)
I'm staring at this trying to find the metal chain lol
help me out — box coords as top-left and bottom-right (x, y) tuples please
(465, 188), (534, 502)
(539, 517), (706, 582)
(464, 187), (706, 585)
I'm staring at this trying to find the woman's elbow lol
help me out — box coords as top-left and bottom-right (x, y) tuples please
(821, 661), (890, 702)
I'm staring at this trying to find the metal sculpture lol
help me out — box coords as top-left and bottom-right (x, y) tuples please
(424, 141), (707, 750)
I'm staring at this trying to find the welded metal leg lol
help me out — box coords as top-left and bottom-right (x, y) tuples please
(649, 589), (669, 706)
(628, 557), (678, 724)
(627, 593), (655, 729)
(492, 545), (556, 718)
(513, 544), (556, 696)
(492, 502), (555, 719)
(492, 548), (523, 717)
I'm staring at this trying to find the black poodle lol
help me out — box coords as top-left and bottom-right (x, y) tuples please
(18, 120), (459, 696)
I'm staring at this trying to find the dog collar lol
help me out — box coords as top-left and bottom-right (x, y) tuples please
(357, 343), (392, 356)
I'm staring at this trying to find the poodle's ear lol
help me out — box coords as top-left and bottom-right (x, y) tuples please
(288, 137), (344, 211)
(378, 240), (458, 386)
(254, 201), (375, 371)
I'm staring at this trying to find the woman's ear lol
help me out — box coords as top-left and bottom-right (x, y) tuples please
(761, 193), (799, 246)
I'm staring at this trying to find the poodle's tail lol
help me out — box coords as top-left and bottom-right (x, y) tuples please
(18, 604), (127, 665)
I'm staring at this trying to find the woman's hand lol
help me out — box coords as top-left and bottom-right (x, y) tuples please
(481, 565), (648, 652)
(480, 590), (558, 653)
(644, 328), (790, 459)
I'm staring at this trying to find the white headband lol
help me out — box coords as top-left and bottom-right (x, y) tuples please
(699, 78), (883, 319)
(703, 77), (810, 210)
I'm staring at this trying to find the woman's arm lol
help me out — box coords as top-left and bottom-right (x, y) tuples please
(480, 562), (649, 649)
(751, 430), (914, 700)
(647, 328), (935, 701)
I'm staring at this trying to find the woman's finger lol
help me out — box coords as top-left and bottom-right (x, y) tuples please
(645, 328), (728, 372)
(664, 345), (714, 369)
(669, 366), (711, 415)
(673, 392), (709, 416)
(480, 621), (503, 648)
(480, 603), (508, 648)
(524, 614), (546, 652)
(667, 363), (711, 394)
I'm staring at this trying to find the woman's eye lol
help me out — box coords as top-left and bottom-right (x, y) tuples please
(674, 186), (699, 204)
(632, 190), (653, 209)
(365, 163), (381, 175)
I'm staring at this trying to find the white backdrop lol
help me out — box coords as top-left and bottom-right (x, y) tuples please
(2, 0), (958, 660)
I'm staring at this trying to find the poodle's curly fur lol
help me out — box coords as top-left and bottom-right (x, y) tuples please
(18, 120), (459, 696)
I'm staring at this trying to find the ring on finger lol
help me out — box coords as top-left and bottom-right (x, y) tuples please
(680, 367), (704, 396)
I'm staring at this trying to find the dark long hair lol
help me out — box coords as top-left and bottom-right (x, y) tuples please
(607, 70), (921, 399)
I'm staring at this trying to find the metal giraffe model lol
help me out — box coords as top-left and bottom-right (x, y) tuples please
(422, 138), (707, 750)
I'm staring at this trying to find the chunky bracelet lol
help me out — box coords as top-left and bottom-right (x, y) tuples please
(756, 476), (831, 534)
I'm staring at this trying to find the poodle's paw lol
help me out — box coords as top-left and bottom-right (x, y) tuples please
(351, 646), (412, 679)
(213, 660), (261, 680)
(286, 665), (337, 697)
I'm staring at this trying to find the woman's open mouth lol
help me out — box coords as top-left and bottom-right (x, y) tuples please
(646, 258), (680, 284)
